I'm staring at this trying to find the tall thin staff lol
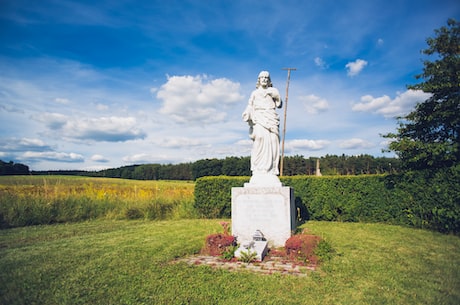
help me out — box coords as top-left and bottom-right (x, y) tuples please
(280, 67), (296, 176)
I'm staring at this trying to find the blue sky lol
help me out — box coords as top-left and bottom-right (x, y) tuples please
(0, 0), (458, 171)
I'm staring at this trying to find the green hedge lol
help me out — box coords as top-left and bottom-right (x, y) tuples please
(193, 176), (247, 218)
(194, 167), (460, 234)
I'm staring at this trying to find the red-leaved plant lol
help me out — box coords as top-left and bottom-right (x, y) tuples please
(202, 233), (236, 256)
(285, 234), (321, 264)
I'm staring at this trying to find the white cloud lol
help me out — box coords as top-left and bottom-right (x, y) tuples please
(346, 59), (368, 76)
(122, 153), (173, 164)
(96, 103), (109, 111)
(352, 89), (431, 118)
(353, 94), (391, 112)
(0, 137), (52, 152)
(314, 57), (328, 69)
(285, 139), (331, 151)
(338, 138), (374, 150)
(36, 114), (146, 142)
(152, 137), (205, 148)
(19, 138), (46, 146)
(54, 98), (70, 104)
(156, 75), (244, 124)
(300, 94), (330, 114)
(21, 151), (85, 163)
(90, 154), (109, 162)
(36, 112), (68, 129)
(66, 116), (146, 142)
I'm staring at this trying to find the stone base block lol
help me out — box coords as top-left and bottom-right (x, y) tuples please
(234, 241), (268, 261)
(231, 186), (295, 247)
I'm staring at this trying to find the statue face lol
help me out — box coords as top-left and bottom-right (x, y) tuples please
(258, 73), (270, 88)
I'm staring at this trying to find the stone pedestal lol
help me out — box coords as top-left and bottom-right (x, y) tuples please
(231, 186), (296, 247)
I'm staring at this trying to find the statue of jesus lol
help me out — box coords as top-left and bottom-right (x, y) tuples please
(242, 71), (283, 185)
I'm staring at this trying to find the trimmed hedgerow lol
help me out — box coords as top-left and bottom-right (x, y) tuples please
(193, 176), (247, 218)
(194, 169), (460, 234)
(282, 175), (409, 225)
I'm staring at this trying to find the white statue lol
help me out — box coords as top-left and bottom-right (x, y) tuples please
(242, 71), (282, 185)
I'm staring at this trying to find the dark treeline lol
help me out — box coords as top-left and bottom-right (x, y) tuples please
(29, 154), (401, 180)
(0, 160), (30, 175)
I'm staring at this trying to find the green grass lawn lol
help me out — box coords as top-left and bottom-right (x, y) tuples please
(1, 220), (459, 305)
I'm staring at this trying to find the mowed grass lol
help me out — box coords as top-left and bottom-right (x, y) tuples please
(1, 220), (459, 305)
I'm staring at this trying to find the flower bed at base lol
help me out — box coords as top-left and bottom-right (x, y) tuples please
(173, 223), (329, 276)
(173, 233), (325, 277)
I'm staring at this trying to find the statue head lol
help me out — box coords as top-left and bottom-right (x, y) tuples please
(256, 71), (272, 88)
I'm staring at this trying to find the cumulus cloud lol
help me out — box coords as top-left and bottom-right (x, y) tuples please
(0, 137), (85, 165)
(346, 59), (368, 76)
(36, 114), (146, 142)
(37, 112), (68, 130)
(235, 139), (253, 153)
(65, 116), (146, 142)
(156, 75), (244, 124)
(285, 139), (330, 151)
(0, 137), (53, 152)
(338, 138), (374, 150)
(352, 89), (431, 118)
(152, 137), (205, 148)
(21, 151), (84, 163)
(300, 94), (330, 114)
(90, 154), (109, 162)
(122, 153), (174, 164)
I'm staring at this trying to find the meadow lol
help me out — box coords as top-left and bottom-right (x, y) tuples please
(1, 176), (459, 304)
(0, 176), (196, 228)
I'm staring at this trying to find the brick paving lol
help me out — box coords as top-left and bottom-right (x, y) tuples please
(174, 255), (316, 277)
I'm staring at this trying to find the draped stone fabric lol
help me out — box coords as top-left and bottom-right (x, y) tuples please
(242, 71), (282, 177)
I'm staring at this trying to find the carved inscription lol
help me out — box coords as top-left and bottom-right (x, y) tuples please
(238, 194), (284, 222)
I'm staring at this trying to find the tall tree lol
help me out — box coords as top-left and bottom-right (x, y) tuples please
(384, 19), (460, 170)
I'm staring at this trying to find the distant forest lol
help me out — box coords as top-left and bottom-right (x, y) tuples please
(3, 154), (402, 180)
(0, 160), (30, 175)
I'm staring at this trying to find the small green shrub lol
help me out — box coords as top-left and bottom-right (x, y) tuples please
(238, 249), (257, 263)
(314, 239), (335, 262)
(221, 244), (238, 260)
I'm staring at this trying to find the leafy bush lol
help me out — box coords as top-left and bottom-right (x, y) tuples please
(392, 166), (460, 233)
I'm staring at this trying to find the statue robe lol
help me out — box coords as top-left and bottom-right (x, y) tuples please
(242, 87), (282, 175)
